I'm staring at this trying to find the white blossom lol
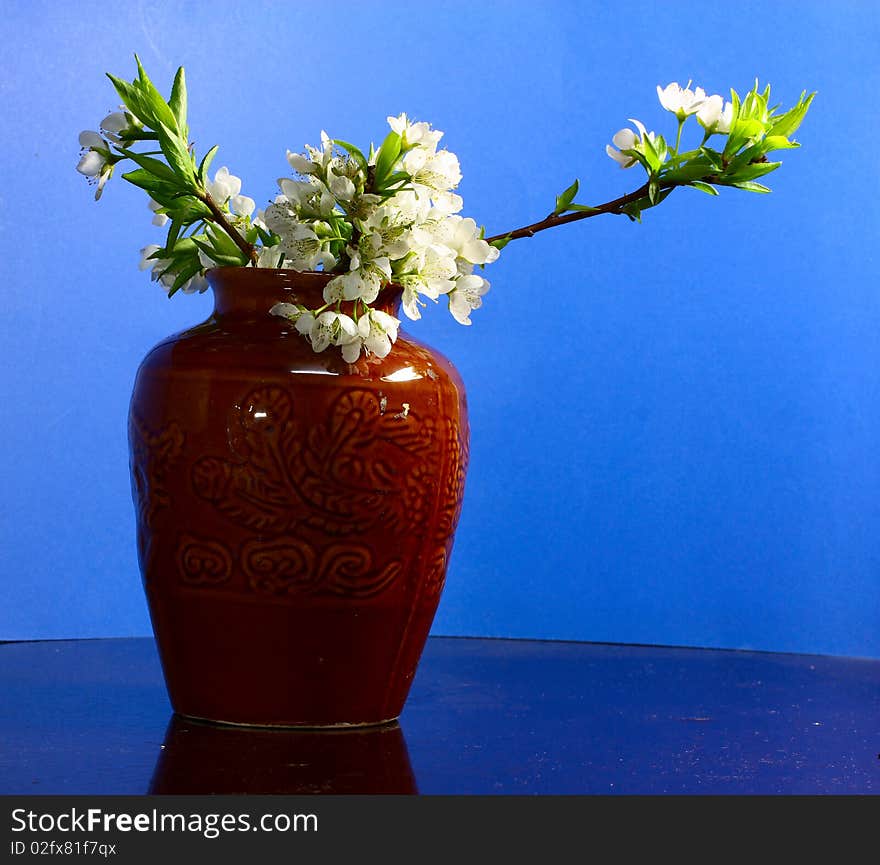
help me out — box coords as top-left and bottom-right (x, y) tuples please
(402, 147), (462, 195)
(100, 112), (129, 143)
(697, 94), (733, 135)
(606, 120), (656, 169)
(657, 82), (707, 119)
(361, 309), (399, 357)
(76, 131), (113, 199)
(278, 177), (337, 218)
(329, 172), (356, 202)
(206, 166), (254, 217)
(439, 216), (500, 266)
(278, 223), (332, 271)
(324, 247), (391, 304)
(386, 113), (444, 151)
(255, 246), (288, 268)
(148, 198), (169, 227)
(447, 274), (490, 325)
(398, 245), (459, 320)
(287, 149), (317, 175)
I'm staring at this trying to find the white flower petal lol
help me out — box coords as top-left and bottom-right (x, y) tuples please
(341, 339), (363, 363)
(231, 194), (255, 217)
(79, 130), (104, 149)
(76, 150), (105, 176)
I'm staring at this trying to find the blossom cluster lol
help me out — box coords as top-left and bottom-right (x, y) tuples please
(606, 82), (734, 170)
(259, 116), (498, 359)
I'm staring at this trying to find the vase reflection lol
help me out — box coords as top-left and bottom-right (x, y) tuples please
(148, 714), (418, 794)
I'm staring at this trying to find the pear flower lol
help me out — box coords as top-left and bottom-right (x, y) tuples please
(286, 149), (317, 175)
(76, 131), (114, 199)
(276, 223), (331, 271)
(301, 310), (360, 353)
(656, 82), (706, 120)
(100, 112), (130, 143)
(448, 274), (490, 326)
(398, 246), (459, 320)
(442, 217), (501, 266)
(255, 246), (288, 268)
(696, 95), (733, 135)
(148, 198), (169, 227)
(387, 113), (444, 151)
(402, 147), (462, 195)
(205, 166), (255, 217)
(605, 120), (656, 169)
(356, 309), (400, 359)
(324, 248), (392, 304)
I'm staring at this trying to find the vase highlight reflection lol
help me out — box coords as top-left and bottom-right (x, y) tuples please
(130, 268), (468, 726)
(149, 716), (417, 794)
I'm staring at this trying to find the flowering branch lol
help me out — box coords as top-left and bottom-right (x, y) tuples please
(77, 65), (813, 359)
(486, 180), (660, 244)
(488, 81), (814, 250)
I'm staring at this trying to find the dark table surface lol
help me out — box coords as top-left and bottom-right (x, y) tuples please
(1, 636), (878, 795)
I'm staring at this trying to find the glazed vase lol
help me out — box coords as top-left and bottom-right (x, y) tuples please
(129, 267), (468, 727)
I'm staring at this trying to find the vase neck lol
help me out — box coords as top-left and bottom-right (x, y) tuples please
(208, 267), (402, 323)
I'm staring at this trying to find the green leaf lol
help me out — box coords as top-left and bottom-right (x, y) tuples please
(255, 225), (278, 246)
(205, 224), (248, 263)
(763, 135), (799, 152)
(156, 122), (196, 186)
(119, 148), (178, 181)
(767, 92), (815, 138)
(622, 200), (645, 222)
(488, 235), (514, 251)
(333, 139), (368, 173)
(565, 203), (600, 213)
(191, 237), (246, 267)
(167, 260), (202, 298)
(134, 54), (178, 133)
(165, 195), (211, 223)
(689, 181), (719, 196)
(698, 146), (725, 171)
(730, 180), (772, 193)
(106, 73), (151, 127)
(164, 236), (198, 257)
(374, 131), (402, 187)
(553, 178), (579, 215)
(198, 145), (219, 184)
(120, 168), (180, 200)
(640, 133), (662, 172)
(652, 135), (668, 166)
(724, 161), (781, 183)
(662, 162), (715, 183)
(168, 67), (187, 129)
(648, 176), (660, 206)
(164, 216), (184, 251)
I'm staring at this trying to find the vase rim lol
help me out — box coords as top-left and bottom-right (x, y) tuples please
(207, 266), (403, 319)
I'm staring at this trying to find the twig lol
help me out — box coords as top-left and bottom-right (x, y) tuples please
(199, 191), (259, 265)
(486, 181), (679, 244)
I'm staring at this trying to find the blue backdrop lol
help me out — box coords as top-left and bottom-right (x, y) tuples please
(1, 0), (878, 656)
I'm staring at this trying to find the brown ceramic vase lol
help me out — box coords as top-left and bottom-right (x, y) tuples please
(129, 267), (468, 727)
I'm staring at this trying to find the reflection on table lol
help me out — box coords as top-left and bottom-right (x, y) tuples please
(148, 715), (417, 795)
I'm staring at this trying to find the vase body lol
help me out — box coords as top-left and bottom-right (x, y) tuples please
(129, 268), (468, 726)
